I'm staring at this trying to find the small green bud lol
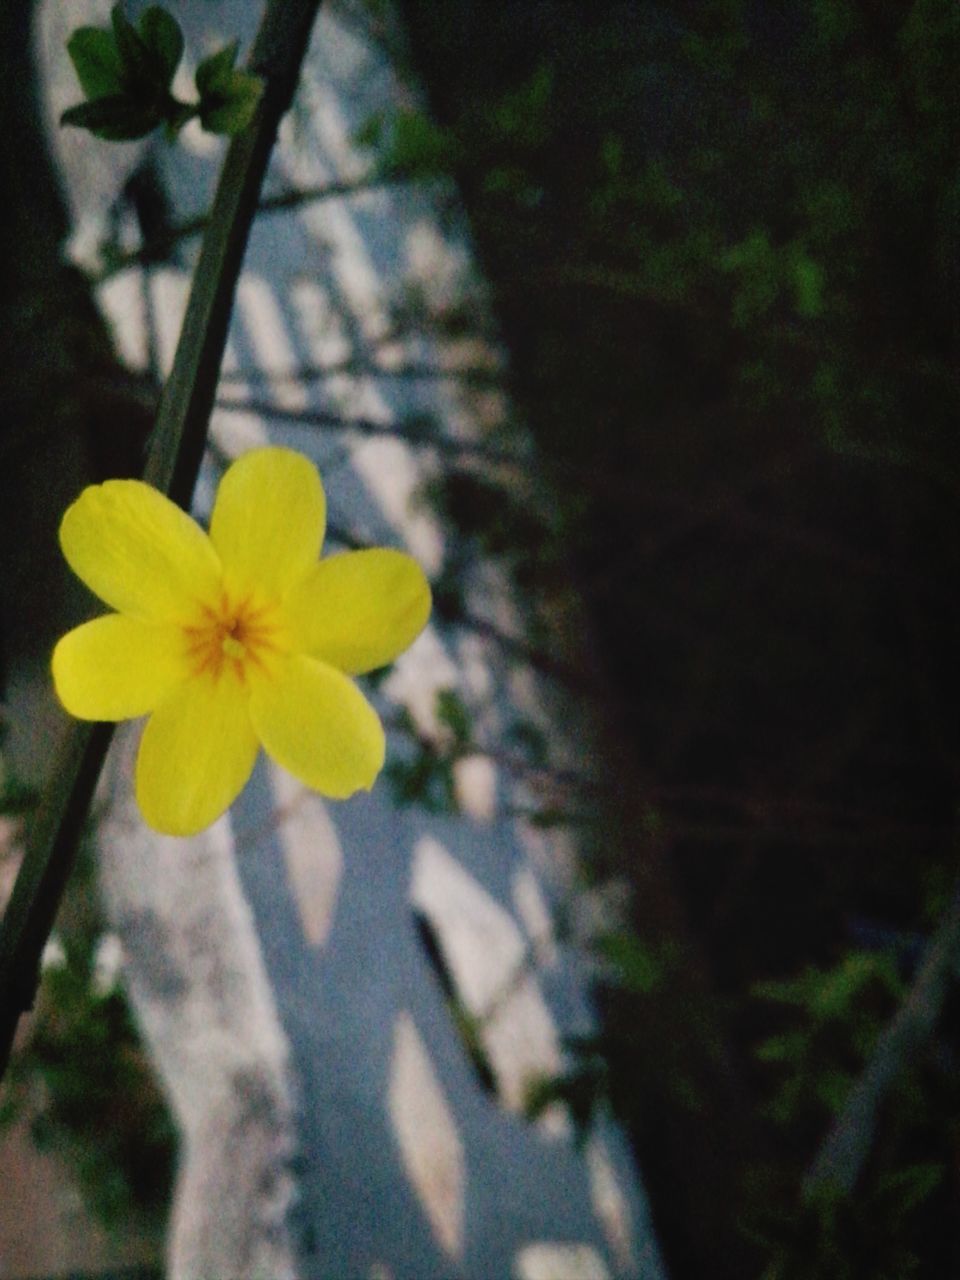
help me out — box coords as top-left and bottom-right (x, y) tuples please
(196, 41), (264, 135)
(195, 40), (240, 98)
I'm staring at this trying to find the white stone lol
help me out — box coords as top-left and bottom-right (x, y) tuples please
(267, 768), (343, 950)
(514, 1242), (611, 1280)
(388, 1010), (465, 1260)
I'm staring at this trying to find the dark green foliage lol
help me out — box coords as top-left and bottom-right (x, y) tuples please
(62, 5), (262, 142)
(356, 107), (462, 179)
(60, 95), (165, 143)
(594, 931), (664, 997)
(110, 6), (168, 94)
(195, 41), (264, 136)
(136, 7), (184, 89)
(65, 27), (125, 100)
(524, 1041), (610, 1140)
(749, 1164), (948, 1280)
(384, 749), (458, 814)
(1, 842), (174, 1236)
(746, 945), (960, 1276)
(0, 730), (36, 816)
(383, 705), (460, 814)
(18, 947), (176, 1231)
(195, 40), (240, 99)
(754, 953), (905, 1128)
(435, 688), (471, 749)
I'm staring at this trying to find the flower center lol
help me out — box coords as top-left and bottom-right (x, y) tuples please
(182, 595), (284, 683)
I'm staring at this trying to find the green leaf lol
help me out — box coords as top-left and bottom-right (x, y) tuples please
(810, 951), (879, 1020)
(754, 1030), (809, 1064)
(791, 252), (825, 318)
(595, 931), (663, 994)
(876, 1163), (945, 1215)
(60, 95), (161, 142)
(385, 108), (460, 177)
(814, 1067), (854, 1113)
(198, 70), (263, 135)
(435, 689), (471, 747)
(137, 7), (184, 88)
(66, 27), (125, 99)
(111, 4), (162, 93)
(384, 754), (458, 814)
(195, 41), (239, 98)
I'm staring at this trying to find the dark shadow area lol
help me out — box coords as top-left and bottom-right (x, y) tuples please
(397, 1), (960, 1275)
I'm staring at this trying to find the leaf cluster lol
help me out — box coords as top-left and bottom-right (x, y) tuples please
(750, 1161), (948, 1280)
(61, 4), (263, 143)
(753, 951), (905, 1128)
(745, 943), (959, 1276)
(0, 840), (174, 1234)
(383, 692), (473, 815)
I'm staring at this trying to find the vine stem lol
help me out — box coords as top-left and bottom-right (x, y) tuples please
(0, 0), (325, 1080)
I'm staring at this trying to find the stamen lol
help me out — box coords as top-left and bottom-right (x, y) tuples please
(182, 593), (284, 681)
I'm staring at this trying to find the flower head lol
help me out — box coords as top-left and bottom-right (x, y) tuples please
(52, 447), (431, 836)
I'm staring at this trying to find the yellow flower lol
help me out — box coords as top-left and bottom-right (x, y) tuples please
(52, 446), (431, 836)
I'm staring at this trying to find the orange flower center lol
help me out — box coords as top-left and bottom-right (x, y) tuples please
(182, 594), (284, 683)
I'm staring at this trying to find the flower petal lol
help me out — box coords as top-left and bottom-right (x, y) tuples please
(52, 614), (188, 721)
(284, 549), (432, 675)
(248, 654), (385, 798)
(210, 447), (326, 600)
(60, 480), (222, 622)
(136, 676), (259, 836)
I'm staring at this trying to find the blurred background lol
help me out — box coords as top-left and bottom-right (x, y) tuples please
(1, 1), (959, 1277)
(393, 2), (960, 1273)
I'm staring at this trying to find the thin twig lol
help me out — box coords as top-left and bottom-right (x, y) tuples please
(441, 606), (604, 696)
(218, 358), (505, 386)
(95, 173), (393, 280)
(213, 397), (532, 468)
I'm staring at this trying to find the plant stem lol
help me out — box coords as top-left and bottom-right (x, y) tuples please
(0, 0), (325, 1082)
